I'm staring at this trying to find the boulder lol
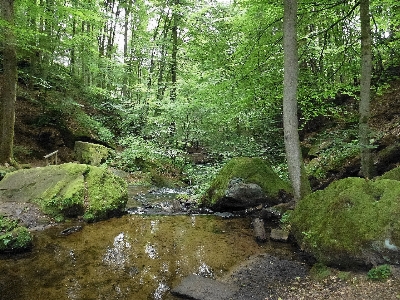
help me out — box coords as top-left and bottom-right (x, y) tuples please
(0, 163), (127, 222)
(290, 177), (400, 267)
(270, 228), (289, 242)
(171, 275), (238, 300)
(202, 157), (292, 211)
(74, 141), (110, 166)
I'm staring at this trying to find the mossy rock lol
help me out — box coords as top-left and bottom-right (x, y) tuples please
(0, 216), (32, 253)
(202, 157), (292, 209)
(379, 166), (400, 181)
(74, 141), (111, 166)
(0, 165), (17, 181)
(0, 163), (127, 222)
(290, 177), (400, 267)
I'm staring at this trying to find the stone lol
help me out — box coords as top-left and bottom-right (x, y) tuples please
(171, 275), (238, 300)
(0, 163), (127, 223)
(290, 177), (400, 267)
(74, 141), (110, 166)
(270, 228), (289, 242)
(253, 218), (267, 242)
(202, 157), (292, 211)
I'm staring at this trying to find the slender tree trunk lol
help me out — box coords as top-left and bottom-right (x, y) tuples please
(147, 15), (162, 90)
(359, 0), (373, 178)
(283, 0), (310, 201)
(122, 0), (131, 99)
(157, 16), (172, 102)
(170, 0), (179, 102)
(70, 17), (76, 75)
(0, 0), (17, 164)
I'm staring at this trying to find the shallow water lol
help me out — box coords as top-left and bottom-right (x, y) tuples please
(0, 188), (298, 300)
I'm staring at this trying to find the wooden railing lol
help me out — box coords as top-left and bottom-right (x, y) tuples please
(44, 150), (58, 165)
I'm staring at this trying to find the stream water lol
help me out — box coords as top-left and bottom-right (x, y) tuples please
(0, 187), (299, 300)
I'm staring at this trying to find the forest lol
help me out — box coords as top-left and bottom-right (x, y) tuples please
(0, 0), (398, 181)
(1, 0), (400, 299)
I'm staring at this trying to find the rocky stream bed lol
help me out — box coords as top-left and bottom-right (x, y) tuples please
(1, 185), (399, 300)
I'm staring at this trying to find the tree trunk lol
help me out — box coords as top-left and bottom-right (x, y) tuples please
(122, 0), (131, 99)
(359, 0), (373, 178)
(170, 0), (179, 102)
(282, 0), (310, 201)
(0, 0), (17, 164)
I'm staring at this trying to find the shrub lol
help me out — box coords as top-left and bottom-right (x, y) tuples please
(367, 264), (391, 281)
(0, 216), (32, 252)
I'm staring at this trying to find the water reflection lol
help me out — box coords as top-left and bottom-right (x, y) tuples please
(103, 232), (131, 270)
(0, 215), (297, 300)
(145, 242), (158, 259)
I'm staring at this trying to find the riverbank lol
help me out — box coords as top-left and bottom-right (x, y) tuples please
(223, 254), (400, 300)
(171, 252), (400, 300)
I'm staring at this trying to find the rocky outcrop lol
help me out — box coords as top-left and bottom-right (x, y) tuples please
(202, 157), (292, 211)
(74, 141), (111, 166)
(0, 163), (127, 223)
(290, 176), (400, 267)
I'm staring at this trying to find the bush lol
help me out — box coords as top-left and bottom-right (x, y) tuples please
(0, 216), (32, 252)
(112, 136), (188, 186)
(367, 264), (392, 281)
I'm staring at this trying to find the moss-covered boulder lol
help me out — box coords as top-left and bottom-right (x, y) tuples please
(379, 166), (400, 181)
(0, 216), (32, 253)
(290, 177), (400, 267)
(0, 163), (127, 222)
(202, 157), (292, 211)
(74, 141), (111, 166)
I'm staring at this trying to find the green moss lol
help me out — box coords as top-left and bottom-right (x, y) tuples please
(379, 166), (400, 181)
(0, 216), (32, 252)
(74, 141), (110, 166)
(83, 166), (128, 222)
(0, 163), (128, 223)
(290, 177), (400, 264)
(34, 164), (88, 218)
(203, 157), (292, 206)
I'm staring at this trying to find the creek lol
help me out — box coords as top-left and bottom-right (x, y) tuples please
(0, 186), (300, 300)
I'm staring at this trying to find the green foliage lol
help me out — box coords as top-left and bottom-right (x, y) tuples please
(306, 127), (360, 179)
(280, 211), (292, 232)
(113, 136), (185, 171)
(367, 264), (392, 281)
(4, 0), (400, 194)
(183, 163), (223, 198)
(0, 216), (32, 252)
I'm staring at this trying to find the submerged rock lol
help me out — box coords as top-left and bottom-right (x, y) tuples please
(202, 157), (292, 211)
(290, 177), (400, 267)
(0, 163), (127, 223)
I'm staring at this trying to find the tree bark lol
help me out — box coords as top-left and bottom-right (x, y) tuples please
(170, 0), (179, 102)
(283, 0), (310, 201)
(0, 0), (17, 164)
(359, 0), (373, 178)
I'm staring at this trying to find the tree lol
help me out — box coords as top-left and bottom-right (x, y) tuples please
(283, 0), (310, 201)
(0, 0), (17, 164)
(359, 0), (373, 178)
